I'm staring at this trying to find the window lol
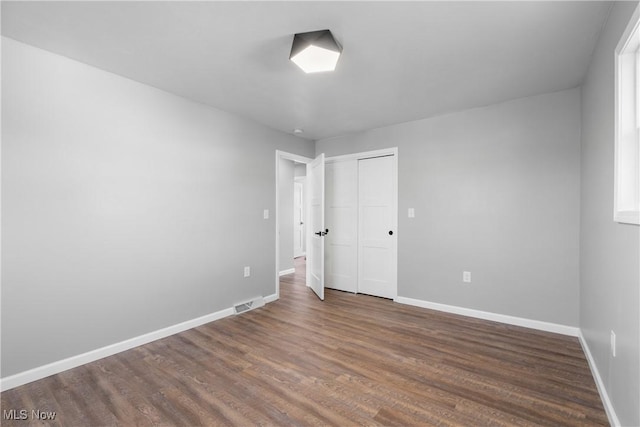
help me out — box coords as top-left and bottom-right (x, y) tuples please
(614, 4), (640, 225)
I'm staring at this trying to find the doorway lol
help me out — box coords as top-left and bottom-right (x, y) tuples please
(274, 148), (398, 302)
(275, 151), (312, 300)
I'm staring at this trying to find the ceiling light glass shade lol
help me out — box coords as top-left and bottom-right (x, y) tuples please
(290, 30), (342, 73)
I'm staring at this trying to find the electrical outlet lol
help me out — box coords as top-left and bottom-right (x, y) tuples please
(408, 208), (415, 218)
(463, 271), (471, 283)
(611, 330), (616, 357)
(244, 266), (251, 277)
(263, 209), (269, 219)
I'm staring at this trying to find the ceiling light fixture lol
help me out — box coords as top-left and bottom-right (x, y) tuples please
(290, 29), (342, 73)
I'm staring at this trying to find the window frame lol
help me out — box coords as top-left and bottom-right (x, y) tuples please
(614, 3), (640, 225)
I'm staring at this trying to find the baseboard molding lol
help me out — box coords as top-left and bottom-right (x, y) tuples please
(264, 292), (278, 304)
(394, 296), (580, 337)
(279, 268), (295, 276)
(1, 305), (239, 392)
(578, 332), (620, 427)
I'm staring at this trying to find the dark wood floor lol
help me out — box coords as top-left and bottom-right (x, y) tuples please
(2, 257), (608, 426)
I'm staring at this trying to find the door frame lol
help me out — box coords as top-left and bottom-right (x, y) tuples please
(274, 150), (313, 300)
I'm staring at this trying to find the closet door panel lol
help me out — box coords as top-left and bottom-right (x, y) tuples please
(325, 160), (358, 293)
(358, 156), (397, 299)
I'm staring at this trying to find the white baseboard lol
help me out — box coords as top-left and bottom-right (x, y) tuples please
(394, 296), (580, 337)
(578, 332), (620, 427)
(264, 293), (278, 304)
(279, 268), (295, 276)
(0, 301), (260, 392)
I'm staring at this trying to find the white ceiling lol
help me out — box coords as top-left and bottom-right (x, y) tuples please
(1, 1), (611, 141)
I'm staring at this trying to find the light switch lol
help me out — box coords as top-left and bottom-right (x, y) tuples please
(263, 209), (269, 219)
(408, 208), (415, 218)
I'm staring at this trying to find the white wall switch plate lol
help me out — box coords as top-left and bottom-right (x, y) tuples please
(263, 209), (269, 219)
(408, 208), (415, 218)
(244, 266), (251, 277)
(463, 271), (471, 283)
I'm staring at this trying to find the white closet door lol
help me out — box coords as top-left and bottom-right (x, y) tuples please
(325, 160), (358, 293)
(358, 156), (397, 299)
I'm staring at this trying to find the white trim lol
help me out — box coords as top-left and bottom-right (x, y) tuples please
(275, 151), (313, 301)
(0, 305), (238, 392)
(615, 3), (640, 54)
(326, 147), (397, 163)
(394, 296), (580, 337)
(614, 210), (640, 225)
(613, 3), (640, 225)
(276, 151), (313, 165)
(264, 293), (278, 304)
(578, 332), (621, 427)
(279, 268), (295, 276)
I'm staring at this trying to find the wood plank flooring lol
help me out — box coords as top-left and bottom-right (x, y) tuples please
(1, 257), (608, 426)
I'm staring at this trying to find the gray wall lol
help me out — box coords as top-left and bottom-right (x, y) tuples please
(294, 163), (306, 178)
(278, 158), (294, 272)
(1, 38), (314, 377)
(317, 88), (581, 326)
(580, 2), (640, 426)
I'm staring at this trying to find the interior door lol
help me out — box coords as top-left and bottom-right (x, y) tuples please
(306, 154), (326, 300)
(358, 155), (397, 299)
(293, 181), (305, 258)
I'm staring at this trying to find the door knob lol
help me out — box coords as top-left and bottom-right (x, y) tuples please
(389, 230), (394, 235)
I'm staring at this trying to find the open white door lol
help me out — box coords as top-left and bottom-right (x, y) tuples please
(306, 154), (326, 300)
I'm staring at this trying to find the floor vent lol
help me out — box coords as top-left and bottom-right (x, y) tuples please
(234, 297), (265, 315)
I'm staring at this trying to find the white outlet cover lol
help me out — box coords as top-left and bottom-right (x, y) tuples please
(408, 208), (415, 218)
(244, 266), (251, 277)
(263, 209), (269, 219)
(463, 271), (471, 283)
